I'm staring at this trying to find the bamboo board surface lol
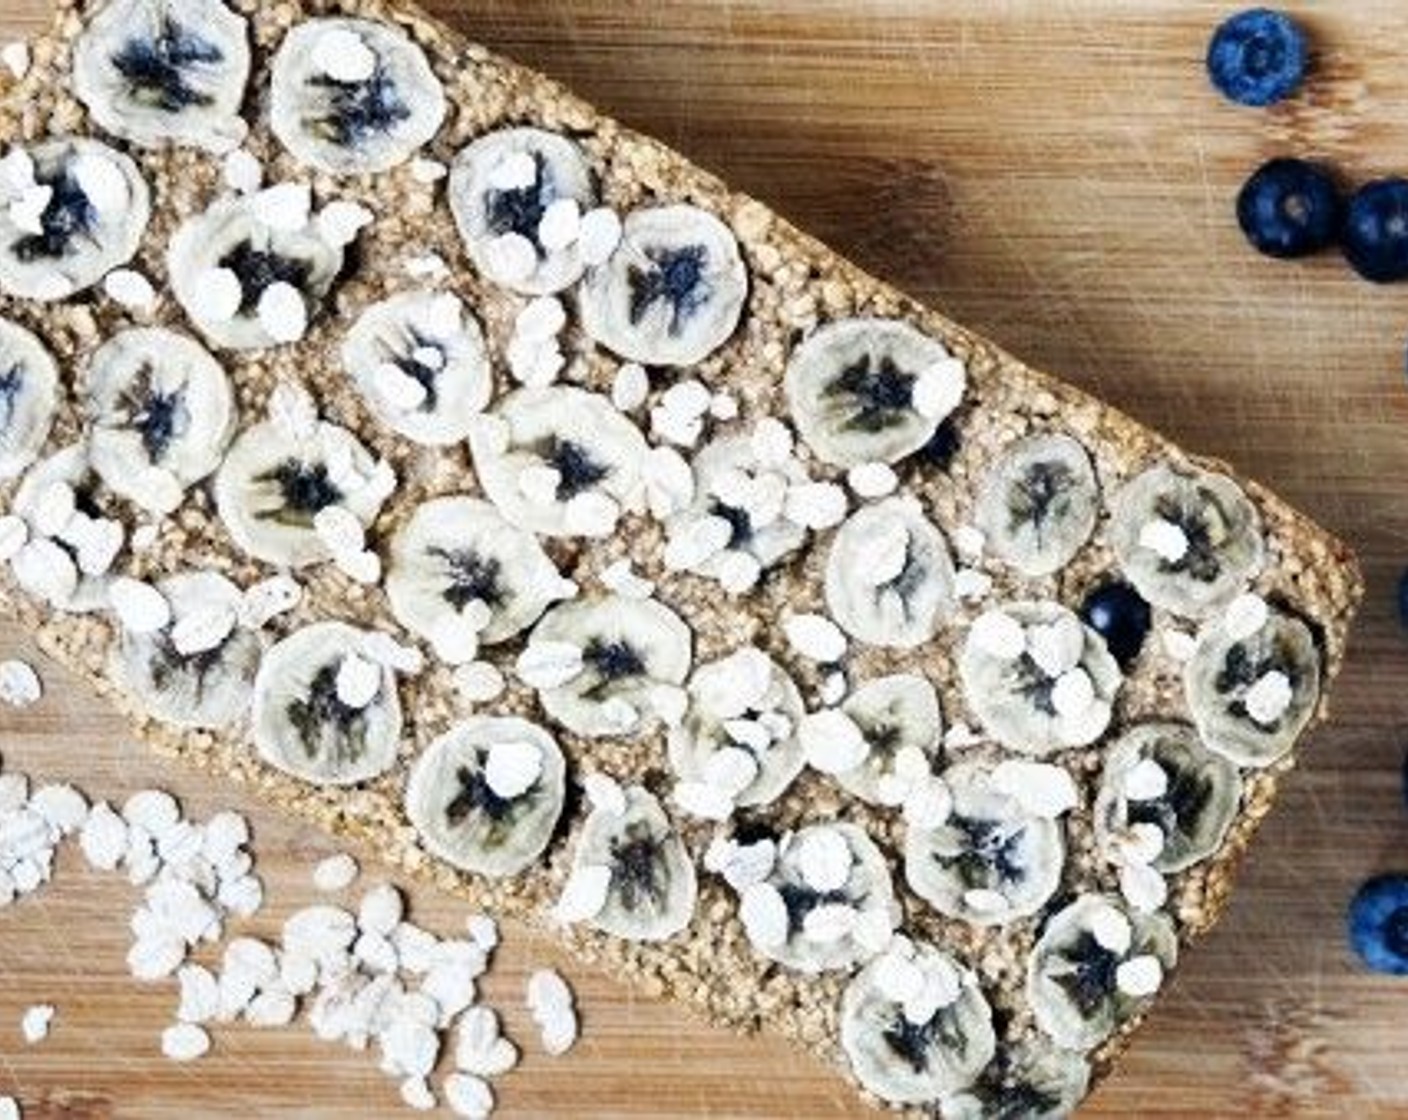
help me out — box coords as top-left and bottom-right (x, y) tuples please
(1, 1), (1406, 1116)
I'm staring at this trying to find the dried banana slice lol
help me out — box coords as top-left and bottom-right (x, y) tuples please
(1027, 894), (1177, 1051)
(959, 602), (1122, 755)
(448, 127), (596, 296)
(667, 646), (806, 819)
(668, 434), (806, 582)
(269, 17), (446, 175)
(12, 445), (123, 613)
(560, 784), (697, 942)
(340, 290), (492, 446)
(579, 205), (747, 367)
(85, 327), (236, 516)
(975, 433), (1098, 577)
(404, 716), (566, 878)
(167, 190), (346, 351)
(251, 621), (402, 786)
(736, 823), (899, 974)
(1109, 463), (1265, 617)
(0, 138), (150, 301)
(214, 410), (391, 568)
(111, 570), (261, 730)
(469, 385), (647, 538)
(840, 936), (997, 1105)
(938, 1043), (1091, 1120)
(385, 496), (569, 665)
(0, 318), (59, 480)
(785, 318), (965, 467)
(831, 674), (944, 806)
(825, 496), (955, 649)
(522, 596), (692, 738)
(1095, 722), (1242, 873)
(905, 760), (1066, 926)
(72, 0), (251, 153)
(1185, 606), (1321, 767)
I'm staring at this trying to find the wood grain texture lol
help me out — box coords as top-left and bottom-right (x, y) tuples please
(0, 1), (1404, 1116)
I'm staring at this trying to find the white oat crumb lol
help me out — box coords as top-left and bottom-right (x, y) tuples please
(20, 1004), (53, 1044)
(846, 461), (898, 498)
(969, 610), (1025, 661)
(358, 883), (405, 937)
(952, 524), (986, 559)
(108, 577), (172, 635)
(1138, 517), (1189, 563)
(783, 612), (847, 663)
(798, 708), (868, 775)
(311, 26), (376, 83)
(405, 252), (451, 280)
(954, 568), (993, 600)
(161, 1022), (211, 1062)
(1244, 669), (1293, 725)
(251, 182), (311, 231)
(443, 1072), (494, 1119)
(465, 914), (499, 953)
(316, 200), (374, 248)
(1, 41), (31, 80)
(1224, 592), (1270, 641)
(400, 1077), (437, 1111)
(783, 481), (848, 531)
(1115, 954), (1163, 997)
(913, 357), (965, 419)
(102, 268), (156, 313)
(313, 853), (360, 893)
(221, 148), (263, 194)
(453, 661), (506, 704)
(0, 660), (40, 707)
(1161, 628), (1198, 661)
(610, 362), (649, 412)
(537, 197), (581, 252)
(409, 158), (448, 184)
(257, 282), (308, 344)
(577, 206), (622, 266)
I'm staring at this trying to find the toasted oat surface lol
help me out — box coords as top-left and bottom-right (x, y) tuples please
(0, 0), (1390, 1117)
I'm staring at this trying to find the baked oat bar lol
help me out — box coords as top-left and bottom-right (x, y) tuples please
(0, 1), (1362, 1115)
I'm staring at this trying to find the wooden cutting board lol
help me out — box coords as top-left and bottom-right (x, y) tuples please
(1, 1), (1405, 1116)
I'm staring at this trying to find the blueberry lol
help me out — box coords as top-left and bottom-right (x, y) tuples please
(1236, 159), (1341, 259)
(1343, 179), (1408, 283)
(1348, 875), (1408, 974)
(916, 418), (961, 469)
(1398, 566), (1408, 630)
(1206, 8), (1308, 107)
(1080, 581), (1151, 668)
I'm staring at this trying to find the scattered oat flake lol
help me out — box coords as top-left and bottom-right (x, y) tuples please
(221, 148), (263, 194)
(313, 852), (359, 893)
(103, 268), (156, 312)
(161, 1022), (212, 1062)
(20, 1004), (53, 1044)
(2, 41), (30, 80)
(526, 968), (573, 1014)
(444, 1072), (494, 1119)
(0, 660), (40, 707)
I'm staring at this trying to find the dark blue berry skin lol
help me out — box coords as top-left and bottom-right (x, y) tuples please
(1080, 581), (1151, 669)
(1207, 9), (1308, 107)
(1348, 875), (1408, 975)
(1397, 566), (1408, 630)
(1343, 180), (1408, 283)
(1236, 159), (1341, 259)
